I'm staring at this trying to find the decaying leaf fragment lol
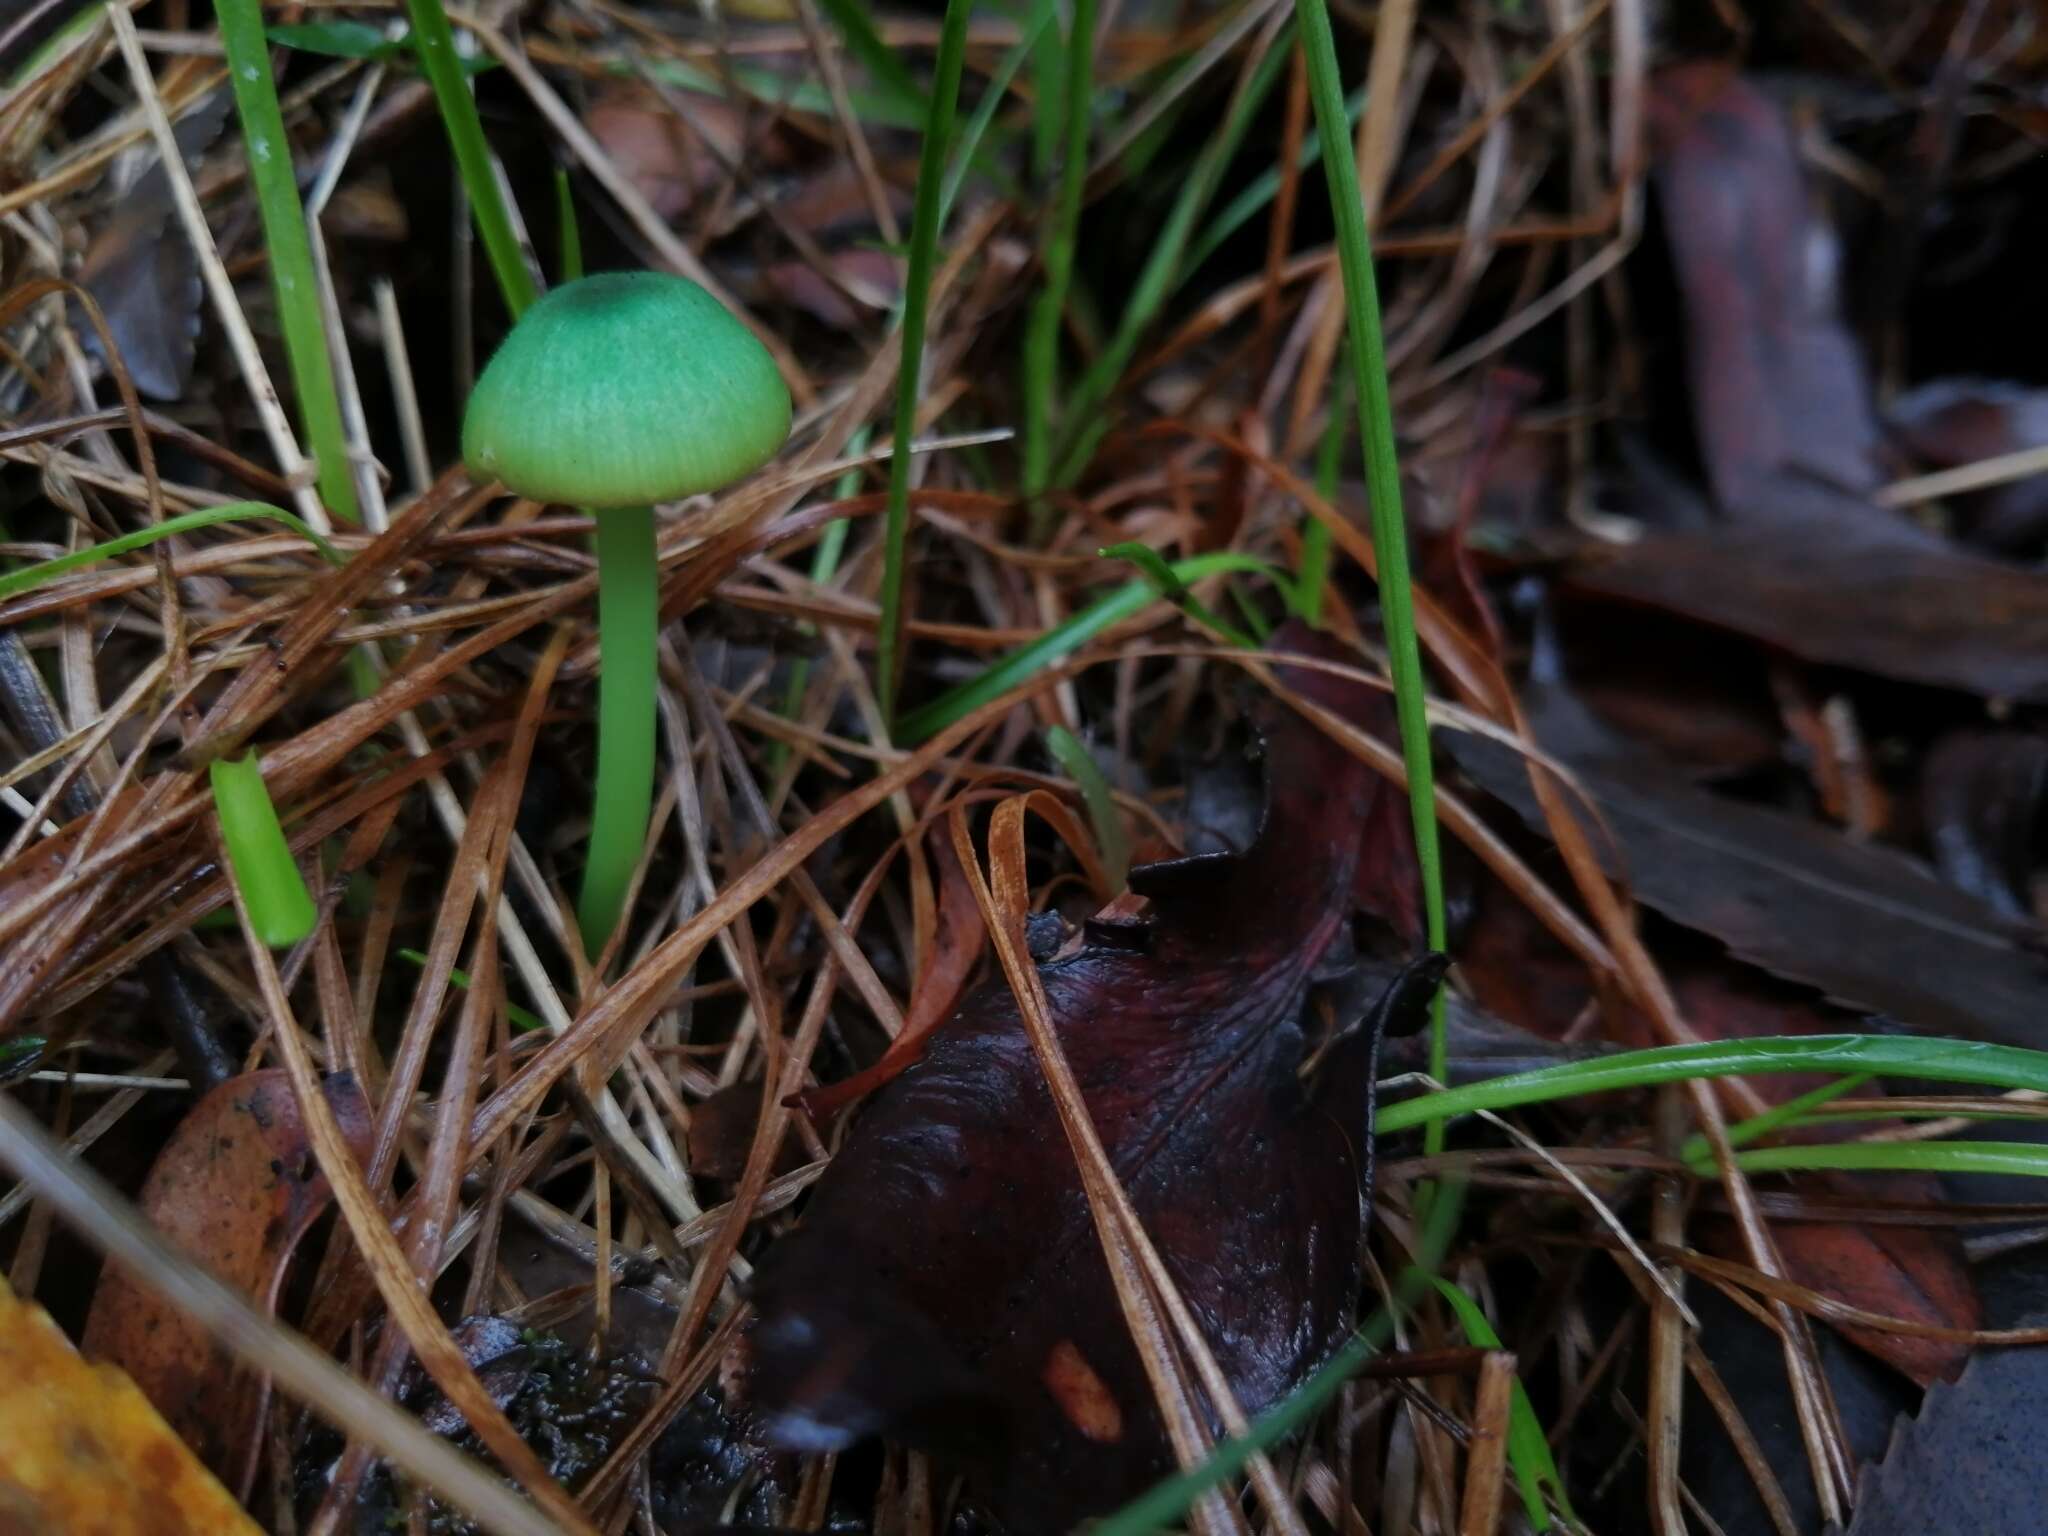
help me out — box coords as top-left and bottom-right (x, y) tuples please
(747, 623), (1442, 1530)
(0, 1272), (262, 1534)
(81, 1068), (372, 1489)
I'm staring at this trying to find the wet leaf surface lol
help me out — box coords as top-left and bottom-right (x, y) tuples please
(1833, 1311), (2048, 1536)
(1562, 509), (2048, 702)
(746, 625), (1442, 1531)
(1450, 682), (2048, 1048)
(0, 1273), (263, 1534)
(81, 1068), (372, 1484)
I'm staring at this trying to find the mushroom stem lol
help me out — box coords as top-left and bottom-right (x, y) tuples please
(578, 504), (659, 955)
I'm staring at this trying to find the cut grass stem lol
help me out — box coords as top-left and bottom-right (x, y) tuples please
(209, 751), (316, 948)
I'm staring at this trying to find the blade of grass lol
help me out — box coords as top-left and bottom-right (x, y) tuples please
(210, 751), (316, 948)
(1021, 0), (1095, 504)
(1290, 360), (1346, 622)
(397, 949), (546, 1032)
(1176, 80), (1367, 284)
(403, 0), (537, 318)
(1101, 542), (1256, 646)
(216, 0), (361, 523)
(1294, 0), (1449, 1156)
(1730, 1141), (2048, 1180)
(895, 550), (1286, 742)
(767, 435), (865, 778)
(938, 0), (1055, 225)
(1678, 1073), (1872, 1168)
(1431, 1277), (1573, 1530)
(555, 167), (583, 282)
(1376, 1035), (2048, 1136)
(1045, 725), (1128, 890)
(811, 0), (928, 119)
(1050, 21), (1296, 487)
(875, 0), (973, 725)
(0, 501), (342, 602)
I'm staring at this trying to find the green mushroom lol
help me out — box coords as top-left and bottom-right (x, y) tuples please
(463, 271), (790, 957)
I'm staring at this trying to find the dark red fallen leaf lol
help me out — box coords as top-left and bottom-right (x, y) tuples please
(1920, 730), (2048, 920)
(691, 1078), (805, 1182)
(745, 623), (1443, 1531)
(1650, 64), (1881, 518)
(81, 1069), (371, 1489)
(1450, 679), (2048, 1048)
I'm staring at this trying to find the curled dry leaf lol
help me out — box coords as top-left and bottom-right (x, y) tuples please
(747, 622), (1443, 1531)
(81, 1068), (372, 1487)
(0, 1273), (262, 1534)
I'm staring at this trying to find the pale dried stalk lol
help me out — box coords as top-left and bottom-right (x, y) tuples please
(225, 879), (602, 1535)
(1457, 1352), (1515, 1536)
(1646, 1088), (1690, 1536)
(104, 4), (326, 531)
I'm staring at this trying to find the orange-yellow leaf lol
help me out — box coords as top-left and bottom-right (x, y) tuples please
(0, 1273), (262, 1534)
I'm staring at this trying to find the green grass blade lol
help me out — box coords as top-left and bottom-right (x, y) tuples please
(1290, 363), (1347, 622)
(398, 949), (546, 1031)
(1376, 1035), (2048, 1136)
(216, 0), (361, 524)
(1679, 1072), (1871, 1168)
(1045, 725), (1128, 890)
(210, 751), (317, 948)
(265, 19), (397, 59)
(811, 0), (929, 120)
(1431, 1278), (1572, 1529)
(1727, 1141), (2048, 1180)
(1100, 541), (1255, 647)
(895, 551), (1285, 742)
(766, 439), (864, 778)
(876, 0), (973, 725)
(403, 0), (537, 318)
(1050, 23), (1294, 487)
(555, 168), (582, 282)
(939, 0), (1053, 224)
(1020, 0), (1095, 502)
(1294, 0), (1449, 1148)
(0, 502), (342, 603)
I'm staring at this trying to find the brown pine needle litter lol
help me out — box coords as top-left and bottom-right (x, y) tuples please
(9, 3), (2048, 1534)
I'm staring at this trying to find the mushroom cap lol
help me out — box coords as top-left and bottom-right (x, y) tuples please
(462, 271), (791, 507)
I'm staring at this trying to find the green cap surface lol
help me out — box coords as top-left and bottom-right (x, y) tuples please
(462, 272), (791, 507)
